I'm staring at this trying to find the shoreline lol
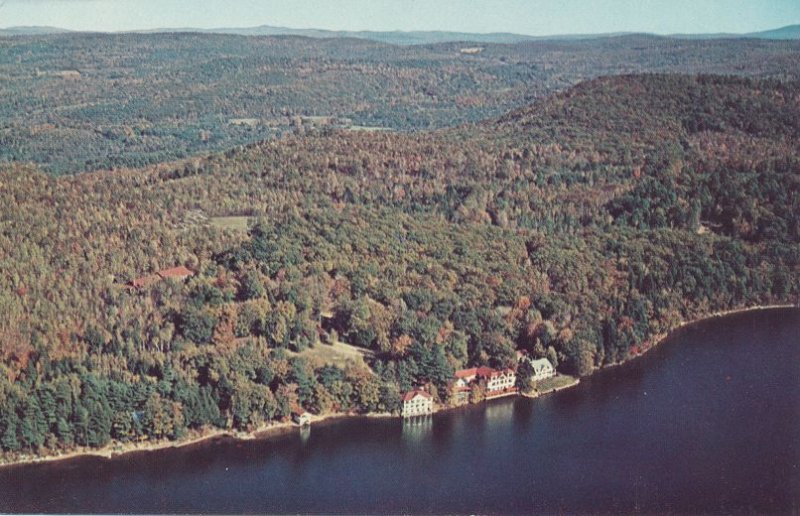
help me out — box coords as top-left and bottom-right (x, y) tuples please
(606, 303), (798, 369)
(521, 376), (581, 399)
(1, 303), (796, 470)
(0, 411), (348, 470)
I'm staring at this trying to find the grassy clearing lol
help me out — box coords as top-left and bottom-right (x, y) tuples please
(535, 374), (579, 393)
(210, 216), (251, 232)
(294, 340), (374, 369)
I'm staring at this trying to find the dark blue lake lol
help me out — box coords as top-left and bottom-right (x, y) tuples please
(1, 307), (798, 513)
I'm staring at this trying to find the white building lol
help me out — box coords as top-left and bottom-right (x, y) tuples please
(530, 358), (556, 381)
(454, 368), (478, 390)
(454, 366), (518, 397)
(292, 410), (312, 426)
(402, 389), (433, 417)
(479, 367), (517, 393)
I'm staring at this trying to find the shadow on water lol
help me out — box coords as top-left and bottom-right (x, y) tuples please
(1, 308), (798, 514)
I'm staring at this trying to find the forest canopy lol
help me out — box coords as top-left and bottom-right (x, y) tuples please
(0, 71), (797, 458)
(1, 32), (799, 174)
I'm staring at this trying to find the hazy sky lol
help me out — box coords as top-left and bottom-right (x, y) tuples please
(1, 0), (799, 35)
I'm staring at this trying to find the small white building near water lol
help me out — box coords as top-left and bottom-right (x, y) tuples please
(292, 410), (312, 426)
(402, 389), (433, 417)
(529, 358), (556, 381)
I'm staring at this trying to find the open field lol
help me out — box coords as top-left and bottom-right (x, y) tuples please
(210, 216), (251, 232)
(535, 375), (580, 393)
(293, 340), (374, 368)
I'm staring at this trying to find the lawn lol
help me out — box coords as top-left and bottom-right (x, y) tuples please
(210, 216), (251, 232)
(293, 340), (374, 369)
(535, 374), (579, 393)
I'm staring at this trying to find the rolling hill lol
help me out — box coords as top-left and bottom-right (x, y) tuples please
(1, 32), (799, 174)
(0, 73), (797, 459)
(2, 24), (799, 43)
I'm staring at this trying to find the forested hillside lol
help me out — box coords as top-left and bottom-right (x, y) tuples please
(0, 74), (797, 459)
(1, 32), (799, 174)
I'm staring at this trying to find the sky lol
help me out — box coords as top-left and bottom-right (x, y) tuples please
(1, 0), (799, 35)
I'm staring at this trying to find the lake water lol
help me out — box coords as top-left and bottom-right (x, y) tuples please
(1, 308), (798, 513)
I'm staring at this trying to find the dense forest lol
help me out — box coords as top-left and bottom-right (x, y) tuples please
(0, 67), (798, 458)
(1, 32), (799, 174)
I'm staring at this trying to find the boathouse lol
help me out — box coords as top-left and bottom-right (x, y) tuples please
(402, 389), (433, 417)
(292, 410), (312, 426)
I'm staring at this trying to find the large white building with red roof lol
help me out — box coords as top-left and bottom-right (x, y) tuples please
(453, 365), (518, 400)
(402, 389), (433, 417)
(479, 367), (517, 394)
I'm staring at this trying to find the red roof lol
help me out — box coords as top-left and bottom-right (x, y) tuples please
(157, 266), (194, 279)
(475, 366), (498, 378)
(456, 367), (505, 377)
(402, 389), (432, 402)
(476, 366), (516, 379)
(454, 368), (477, 379)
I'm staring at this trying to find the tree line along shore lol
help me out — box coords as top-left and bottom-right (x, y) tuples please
(1, 304), (795, 469)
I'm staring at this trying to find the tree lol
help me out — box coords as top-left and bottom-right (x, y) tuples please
(37, 385), (58, 430)
(445, 333), (469, 368)
(1, 420), (19, 451)
(142, 392), (175, 440)
(72, 405), (90, 447)
(212, 304), (238, 349)
(179, 384), (222, 429)
(289, 358), (317, 407)
(180, 307), (217, 344)
(20, 396), (47, 449)
(231, 383), (255, 430)
(429, 345), (454, 397)
(111, 411), (134, 441)
(345, 298), (377, 349)
(54, 378), (75, 423)
(268, 301), (296, 348)
(237, 298), (271, 338)
(79, 377), (113, 448)
(239, 270), (265, 300)
(274, 384), (298, 420)
(310, 383), (335, 414)
(469, 381), (486, 404)
(546, 346), (559, 370)
(564, 338), (596, 376)
(85, 402), (113, 447)
(55, 417), (74, 447)
(378, 383), (401, 414)
(348, 368), (381, 413)
(516, 360), (534, 393)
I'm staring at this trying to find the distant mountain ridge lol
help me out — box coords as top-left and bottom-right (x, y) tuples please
(1, 24), (799, 44)
(0, 25), (73, 36)
(667, 24), (800, 40)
